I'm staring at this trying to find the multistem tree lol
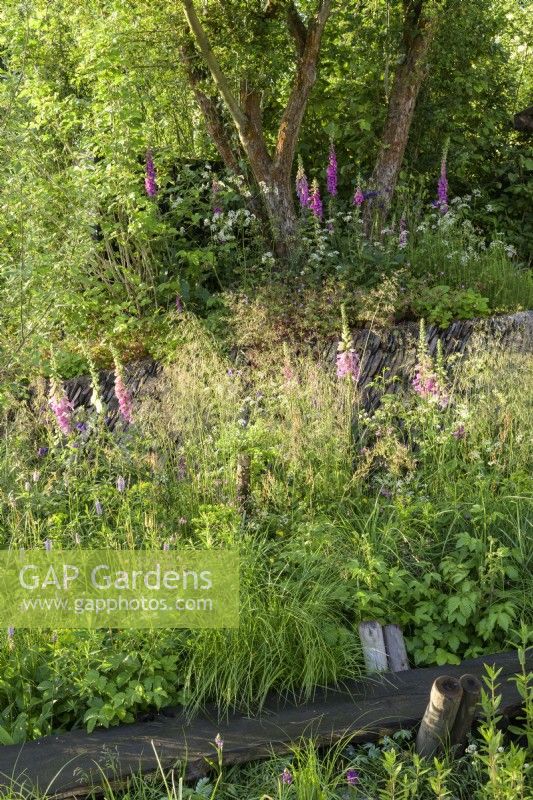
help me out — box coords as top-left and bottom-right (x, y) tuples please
(180, 0), (333, 257)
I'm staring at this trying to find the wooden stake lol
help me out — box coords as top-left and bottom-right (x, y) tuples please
(236, 453), (251, 512)
(358, 621), (388, 673)
(450, 673), (482, 756)
(383, 624), (410, 672)
(416, 675), (463, 757)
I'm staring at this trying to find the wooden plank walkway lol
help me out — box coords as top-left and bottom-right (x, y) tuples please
(0, 651), (527, 798)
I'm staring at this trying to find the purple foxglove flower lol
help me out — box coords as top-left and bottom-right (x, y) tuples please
(176, 294), (184, 313)
(326, 144), (338, 197)
(38, 446), (49, 457)
(281, 768), (293, 785)
(44, 539), (52, 551)
(214, 733), (224, 750)
(49, 394), (73, 436)
(145, 149), (158, 198)
(95, 499), (103, 516)
(353, 186), (365, 207)
(116, 475), (126, 492)
(436, 156), (448, 213)
(412, 366), (449, 408)
(114, 371), (133, 424)
(346, 768), (359, 787)
(295, 157), (309, 208)
(336, 350), (360, 382)
(309, 179), (323, 220)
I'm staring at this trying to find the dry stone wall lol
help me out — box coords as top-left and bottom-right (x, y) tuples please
(64, 311), (533, 415)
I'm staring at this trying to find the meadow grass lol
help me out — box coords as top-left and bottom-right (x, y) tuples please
(0, 319), (531, 736)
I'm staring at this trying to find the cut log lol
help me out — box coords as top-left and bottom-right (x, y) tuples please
(450, 673), (482, 756)
(358, 621), (388, 673)
(0, 651), (527, 798)
(416, 675), (463, 757)
(383, 624), (410, 672)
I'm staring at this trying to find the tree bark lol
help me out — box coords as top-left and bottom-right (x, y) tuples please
(181, 0), (332, 257)
(364, 1), (436, 234)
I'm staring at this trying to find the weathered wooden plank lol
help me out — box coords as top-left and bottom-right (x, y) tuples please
(358, 621), (388, 673)
(383, 624), (410, 672)
(0, 651), (527, 798)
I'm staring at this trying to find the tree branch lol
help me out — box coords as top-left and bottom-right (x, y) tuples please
(181, 0), (248, 133)
(179, 43), (242, 174)
(286, 2), (308, 57)
(274, 0), (332, 173)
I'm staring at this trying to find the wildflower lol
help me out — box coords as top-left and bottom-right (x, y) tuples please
(38, 446), (49, 457)
(111, 350), (133, 425)
(144, 149), (158, 197)
(76, 422), (88, 433)
(162, 541), (170, 551)
(24, 481), (31, 492)
(82, 344), (103, 414)
(51, 632), (58, 643)
(214, 733), (224, 750)
(353, 186), (365, 206)
(309, 179), (323, 220)
(346, 768), (359, 787)
(116, 475), (126, 492)
(465, 743), (477, 754)
(452, 425), (465, 439)
(32, 470), (40, 482)
(336, 350), (360, 381)
(412, 323), (449, 408)
(434, 140), (449, 213)
(399, 216), (408, 248)
(95, 499), (103, 516)
(7, 626), (15, 649)
(336, 304), (360, 383)
(295, 155), (309, 208)
(44, 539), (52, 551)
(281, 768), (293, 785)
(49, 393), (73, 436)
(326, 144), (338, 196)
(176, 294), (184, 313)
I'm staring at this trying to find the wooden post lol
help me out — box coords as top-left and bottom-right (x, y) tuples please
(358, 621), (388, 673)
(416, 675), (463, 758)
(450, 673), (482, 756)
(236, 453), (251, 512)
(383, 624), (409, 672)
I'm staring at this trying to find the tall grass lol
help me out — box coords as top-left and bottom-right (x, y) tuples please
(0, 320), (531, 734)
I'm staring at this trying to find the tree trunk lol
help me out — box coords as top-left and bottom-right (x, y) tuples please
(364, 2), (436, 234)
(181, 0), (332, 259)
